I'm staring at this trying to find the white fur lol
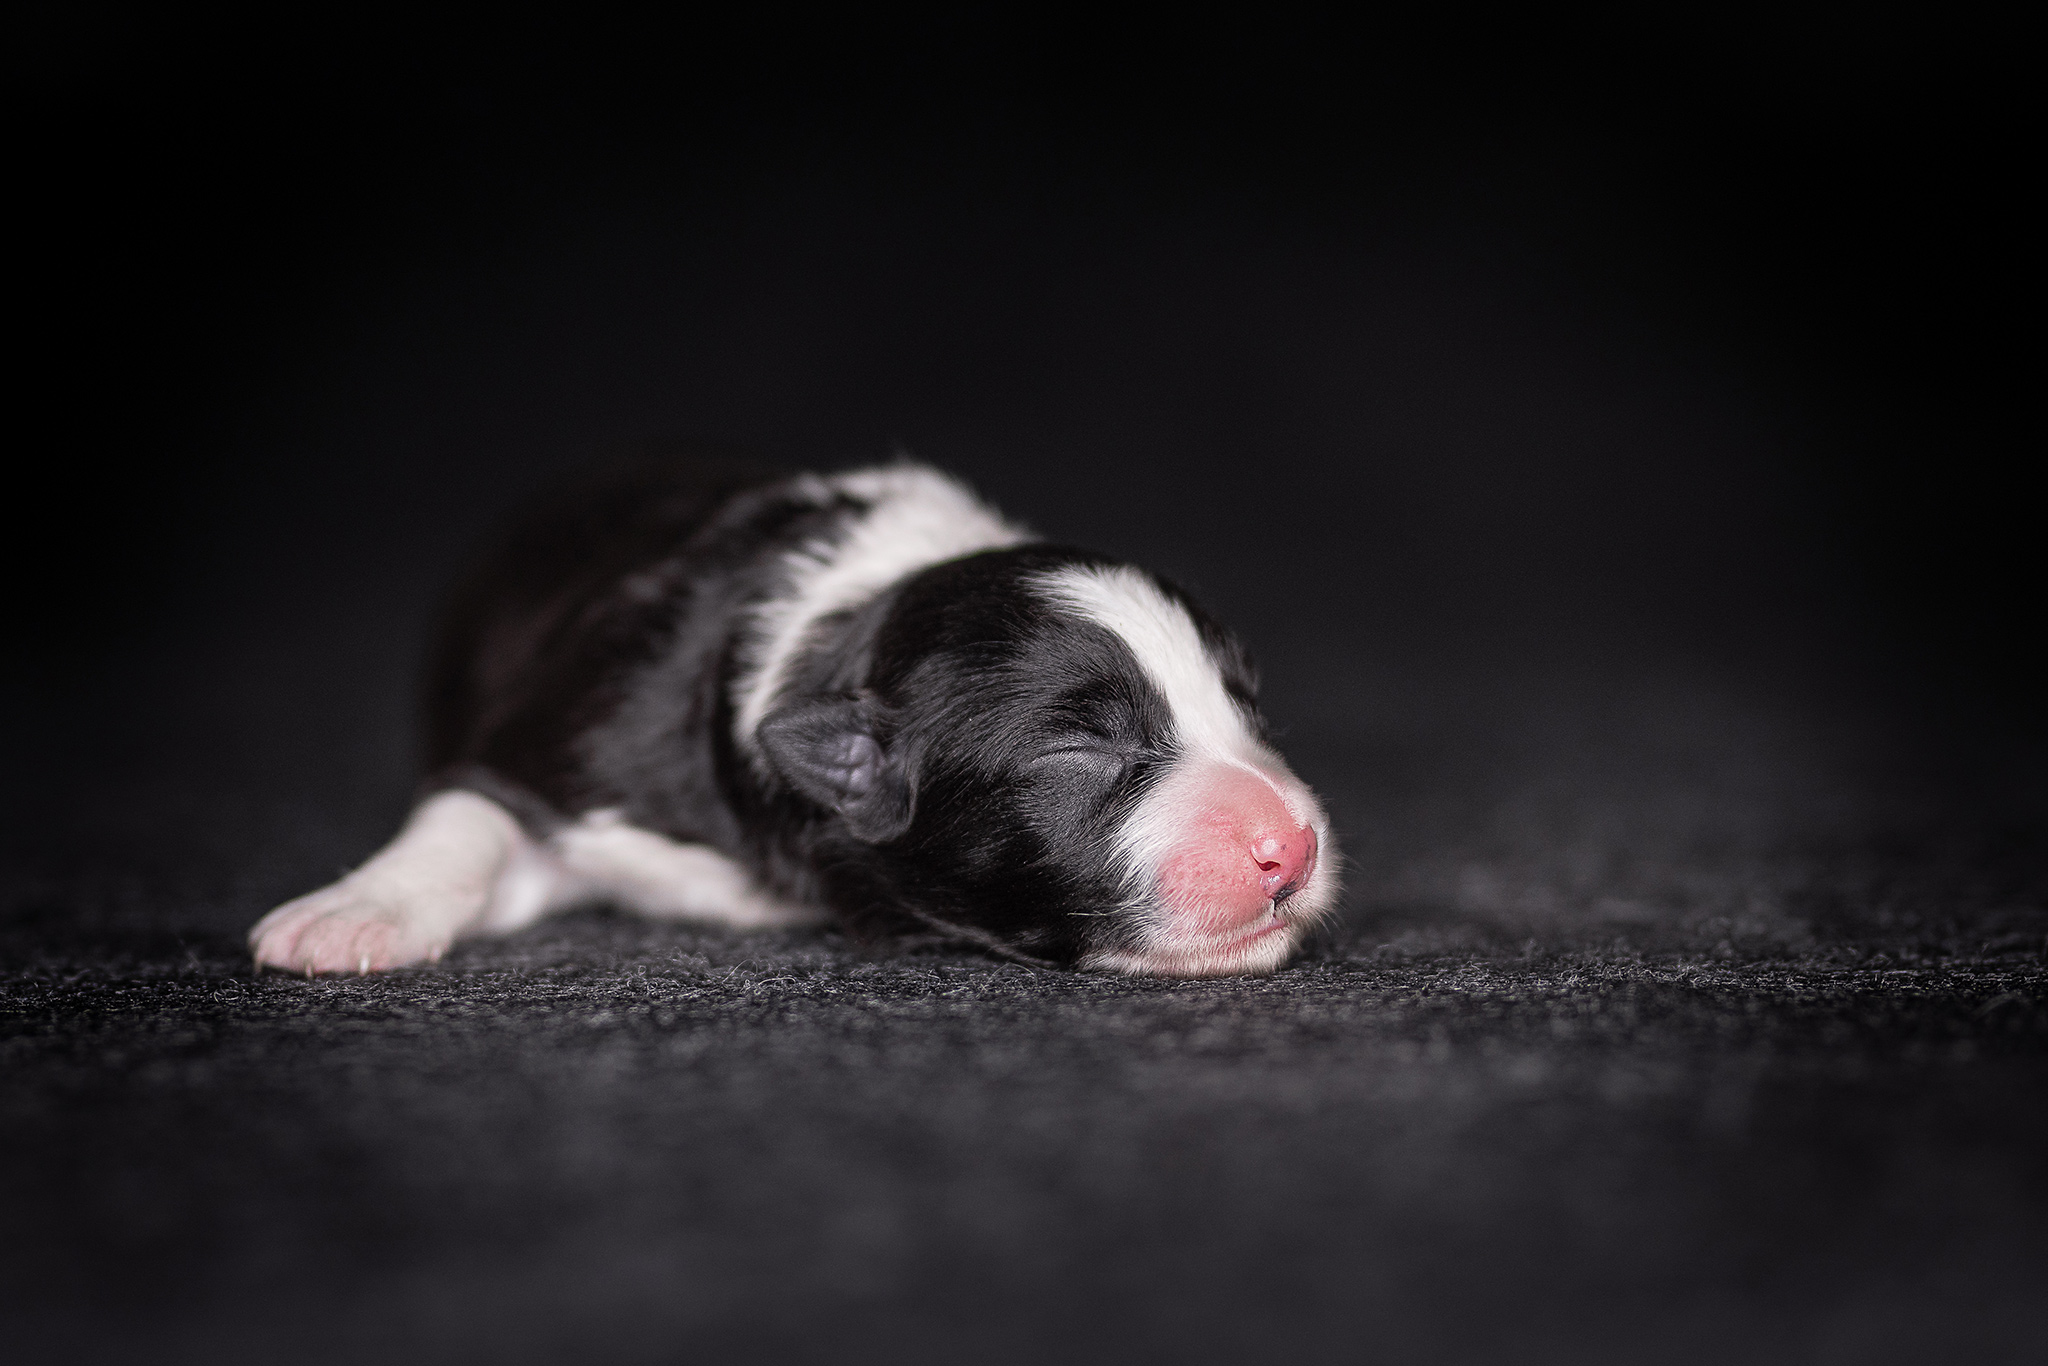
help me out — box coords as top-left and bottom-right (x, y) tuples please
(1080, 913), (1308, 977)
(548, 809), (822, 927)
(731, 464), (1031, 763)
(252, 794), (818, 974)
(1032, 564), (1339, 975)
(249, 790), (527, 974)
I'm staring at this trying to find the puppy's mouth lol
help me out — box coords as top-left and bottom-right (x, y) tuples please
(1230, 909), (1295, 946)
(1138, 860), (1334, 974)
(1081, 903), (1305, 978)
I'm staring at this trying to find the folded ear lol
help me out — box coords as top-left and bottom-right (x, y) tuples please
(755, 695), (913, 842)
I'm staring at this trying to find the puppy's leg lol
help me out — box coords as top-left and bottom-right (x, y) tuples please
(550, 809), (824, 929)
(250, 789), (532, 974)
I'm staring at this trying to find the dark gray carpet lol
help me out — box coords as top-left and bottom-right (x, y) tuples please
(7, 669), (2045, 1365)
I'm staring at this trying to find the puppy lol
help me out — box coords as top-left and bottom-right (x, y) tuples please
(250, 462), (1337, 976)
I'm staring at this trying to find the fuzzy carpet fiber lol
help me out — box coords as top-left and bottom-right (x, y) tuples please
(6, 665), (2045, 1366)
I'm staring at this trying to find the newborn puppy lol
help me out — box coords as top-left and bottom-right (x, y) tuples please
(251, 462), (1337, 976)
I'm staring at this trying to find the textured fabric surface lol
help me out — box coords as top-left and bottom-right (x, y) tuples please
(7, 673), (2045, 1365)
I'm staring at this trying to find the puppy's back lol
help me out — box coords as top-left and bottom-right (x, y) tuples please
(423, 455), (778, 783)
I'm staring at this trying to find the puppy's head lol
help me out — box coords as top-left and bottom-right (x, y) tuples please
(757, 546), (1339, 975)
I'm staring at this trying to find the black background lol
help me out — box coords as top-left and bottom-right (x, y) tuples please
(7, 11), (2044, 1364)
(15, 11), (2038, 697)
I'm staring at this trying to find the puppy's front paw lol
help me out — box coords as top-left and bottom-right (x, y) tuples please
(249, 881), (453, 975)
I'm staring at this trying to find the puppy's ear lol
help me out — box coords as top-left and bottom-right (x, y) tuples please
(756, 696), (912, 842)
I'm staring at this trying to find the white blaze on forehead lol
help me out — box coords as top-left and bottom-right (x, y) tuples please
(734, 464), (1032, 757)
(1031, 563), (1267, 768)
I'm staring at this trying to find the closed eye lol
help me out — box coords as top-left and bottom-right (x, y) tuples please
(1030, 744), (1132, 774)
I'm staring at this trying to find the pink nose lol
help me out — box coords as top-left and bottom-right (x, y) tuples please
(1253, 824), (1317, 900)
(1151, 763), (1325, 933)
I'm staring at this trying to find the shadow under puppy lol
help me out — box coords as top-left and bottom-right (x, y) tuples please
(251, 462), (1337, 976)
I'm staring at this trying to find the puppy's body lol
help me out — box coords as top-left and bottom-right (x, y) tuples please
(252, 463), (1337, 977)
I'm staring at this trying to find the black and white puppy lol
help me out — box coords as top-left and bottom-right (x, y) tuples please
(250, 462), (1337, 977)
